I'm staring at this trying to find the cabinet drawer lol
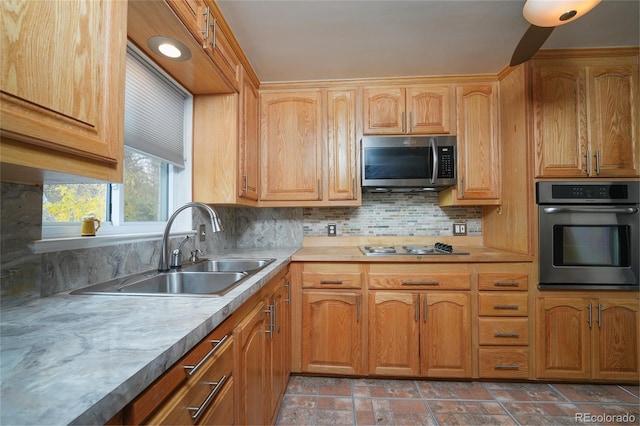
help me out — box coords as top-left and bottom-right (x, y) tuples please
(302, 263), (362, 288)
(125, 320), (234, 424)
(478, 318), (528, 345)
(369, 273), (470, 290)
(479, 348), (529, 379)
(478, 293), (528, 316)
(147, 336), (234, 424)
(478, 273), (528, 291)
(198, 376), (234, 425)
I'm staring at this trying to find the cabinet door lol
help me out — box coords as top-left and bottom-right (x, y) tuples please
(266, 280), (289, 424)
(455, 84), (500, 201)
(421, 292), (472, 378)
(593, 298), (639, 380)
(234, 302), (268, 426)
(260, 91), (323, 201)
(301, 291), (363, 375)
(532, 66), (588, 177)
(239, 68), (259, 200)
(363, 87), (405, 134)
(407, 85), (453, 134)
(536, 297), (591, 380)
(368, 292), (420, 376)
(1, 0), (125, 180)
(327, 89), (358, 201)
(588, 65), (639, 177)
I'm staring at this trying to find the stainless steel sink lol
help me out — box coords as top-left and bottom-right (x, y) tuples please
(181, 258), (274, 273)
(71, 258), (274, 297)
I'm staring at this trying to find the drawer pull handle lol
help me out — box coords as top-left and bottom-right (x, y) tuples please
(184, 334), (229, 377)
(494, 281), (520, 287)
(188, 375), (228, 421)
(495, 364), (520, 370)
(320, 279), (343, 285)
(402, 280), (439, 286)
(494, 332), (520, 338)
(494, 304), (520, 310)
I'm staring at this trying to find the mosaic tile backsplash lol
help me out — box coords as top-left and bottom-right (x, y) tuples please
(303, 192), (482, 237)
(1, 183), (480, 303)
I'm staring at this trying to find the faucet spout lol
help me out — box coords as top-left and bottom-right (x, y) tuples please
(158, 202), (223, 272)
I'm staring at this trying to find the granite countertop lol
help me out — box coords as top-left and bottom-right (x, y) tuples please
(0, 247), (298, 426)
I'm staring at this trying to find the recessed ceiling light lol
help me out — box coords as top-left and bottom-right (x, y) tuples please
(523, 0), (601, 27)
(147, 36), (191, 61)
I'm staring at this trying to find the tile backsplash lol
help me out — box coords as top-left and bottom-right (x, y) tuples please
(1, 183), (481, 303)
(303, 192), (481, 237)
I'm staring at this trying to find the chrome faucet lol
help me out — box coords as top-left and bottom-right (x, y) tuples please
(158, 202), (223, 272)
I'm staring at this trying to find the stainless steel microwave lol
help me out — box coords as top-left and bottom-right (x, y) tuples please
(361, 136), (457, 192)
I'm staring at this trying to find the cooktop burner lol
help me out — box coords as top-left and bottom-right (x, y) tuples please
(359, 243), (469, 256)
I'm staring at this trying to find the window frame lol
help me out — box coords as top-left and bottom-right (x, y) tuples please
(40, 44), (194, 242)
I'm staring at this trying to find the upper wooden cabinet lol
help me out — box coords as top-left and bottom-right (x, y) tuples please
(439, 82), (500, 206)
(0, 0), (127, 183)
(193, 67), (259, 205)
(259, 88), (360, 206)
(532, 54), (639, 178)
(363, 85), (454, 135)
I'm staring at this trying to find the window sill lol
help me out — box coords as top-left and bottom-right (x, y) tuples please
(29, 231), (196, 254)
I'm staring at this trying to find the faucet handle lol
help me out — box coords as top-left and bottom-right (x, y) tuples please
(190, 249), (202, 262)
(170, 236), (190, 269)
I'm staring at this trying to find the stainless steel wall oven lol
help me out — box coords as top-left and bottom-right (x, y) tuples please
(536, 181), (639, 290)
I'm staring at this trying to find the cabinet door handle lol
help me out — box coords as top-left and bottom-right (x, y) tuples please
(494, 281), (520, 287)
(414, 298), (419, 322)
(402, 112), (406, 133)
(320, 279), (343, 285)
(402, 280), (439, 286)
(595, 150), (601, 175)
(495, 332), (520, 338)
(585, 149), (592, 176)
(597, 302), (602, 328)
(460, 176), (465, 198)
(423, 298), (427, 323)
(284, 279), (291, 305)
(493, 304), (520, 310)
(587, 302), (593, 328)
(409, 112), (413, 133)
(210, 17), (217, 50)
(495, 364), (520, 370)
(184, 334), (229, 377)
(243, 173), (248, 195)
(356, 296), (361, 323)
(201, 7), (211, 45)
(188, 375), (228, 421)
(264, 305), (274, 337)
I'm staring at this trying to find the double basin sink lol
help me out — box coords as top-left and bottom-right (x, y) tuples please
(71, 258), (274, 297)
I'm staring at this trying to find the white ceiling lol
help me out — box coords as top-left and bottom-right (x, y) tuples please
(216, 0), (639, 83)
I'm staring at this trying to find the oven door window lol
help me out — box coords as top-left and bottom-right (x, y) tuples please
(364, 147), (432, 180)
(553, 225), (631, 267)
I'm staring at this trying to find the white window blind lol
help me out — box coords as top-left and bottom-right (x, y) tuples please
(124, 47), (187, 167)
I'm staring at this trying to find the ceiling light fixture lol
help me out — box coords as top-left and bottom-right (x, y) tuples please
(523, 0), (601, 27)
(147, 36), (191, 61)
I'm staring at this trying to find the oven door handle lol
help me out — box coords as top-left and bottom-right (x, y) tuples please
(542, 207), (638, 214)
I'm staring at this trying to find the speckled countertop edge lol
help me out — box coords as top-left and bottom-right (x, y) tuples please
(0, 247), (299, 426)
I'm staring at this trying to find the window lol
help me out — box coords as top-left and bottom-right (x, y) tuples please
(42, 44), (193, 239)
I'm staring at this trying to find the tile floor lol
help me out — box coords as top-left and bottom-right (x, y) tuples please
(275, 376), (640, 425)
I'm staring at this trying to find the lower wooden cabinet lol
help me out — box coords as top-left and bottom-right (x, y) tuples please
(536, 295), (639, 381)
(119, 266), (290, 426)
(123, 317), (235, 425)
(369, 291), (472, 378)
(301, 291), (364, 375)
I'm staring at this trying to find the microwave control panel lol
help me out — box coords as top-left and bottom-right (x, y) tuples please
(438, 146), (455, 179)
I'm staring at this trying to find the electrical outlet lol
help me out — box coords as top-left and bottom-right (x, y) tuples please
(328, 223), (337, 237)
(453, 222), (467, 236)
(199, 224), (206, 242)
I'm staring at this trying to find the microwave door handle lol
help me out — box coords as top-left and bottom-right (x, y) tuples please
(430, 138), (438, 184)
(542, 207), (638, 214)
